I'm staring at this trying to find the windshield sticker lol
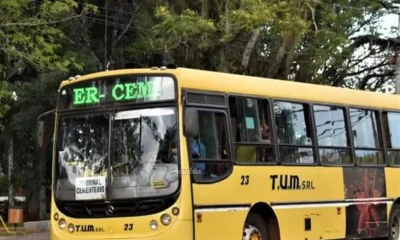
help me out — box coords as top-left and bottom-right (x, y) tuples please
(75, 176), (106, 200)
(151, 180), (169, 189)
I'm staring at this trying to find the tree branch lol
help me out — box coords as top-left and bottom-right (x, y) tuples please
(305, 3), (318, 35)
(0, 13), (83, 27)
(350, 34), (395, 49)
(115, 7), (139, 45)
(359, 70), (395, 90)
(241, 26), (262, 72)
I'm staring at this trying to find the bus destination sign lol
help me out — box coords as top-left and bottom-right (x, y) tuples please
(58, 75), (176, 109)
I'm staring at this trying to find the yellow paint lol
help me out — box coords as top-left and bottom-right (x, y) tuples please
(51, 67), (400, 240)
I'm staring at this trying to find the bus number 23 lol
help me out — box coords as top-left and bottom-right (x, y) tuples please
(240, 175), (250, 185)
(124, 223), (133, 231)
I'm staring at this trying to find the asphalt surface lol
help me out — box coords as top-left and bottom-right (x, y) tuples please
(0, 232), (49, 240)
(0, 232), (391, 240)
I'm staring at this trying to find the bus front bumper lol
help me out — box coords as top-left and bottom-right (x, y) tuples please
(50, 219), (193, 240)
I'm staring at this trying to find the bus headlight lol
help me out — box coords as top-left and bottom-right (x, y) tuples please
(53, 213), (59, 221)
(58, 219), (66, 230)
(68, 224), (75, 233)
(150, 220), (158, 230)
(161, 214), (171, 226)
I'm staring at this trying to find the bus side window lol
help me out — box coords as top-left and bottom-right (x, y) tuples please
(274, 101), (315, 164)
(230, 96), (275, 163)
(313, 105), (351, 164)
(190, 111), (230, 181)
(383, 111), (400, 165)
(349, 108), (383, 165)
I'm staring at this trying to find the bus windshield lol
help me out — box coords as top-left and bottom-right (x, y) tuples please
(55, 107), (179, 201)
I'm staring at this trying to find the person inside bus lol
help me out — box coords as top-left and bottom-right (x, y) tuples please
(188, 136), (207, 174)
(170, 136), (207, 174)
(259, 106), (273, 143)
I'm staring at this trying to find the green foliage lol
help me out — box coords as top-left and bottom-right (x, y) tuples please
(219, 0), (277, 41)
(0, 0), (97, 77)
(0, 82), (11, 131)
(151, 6), (216, 50)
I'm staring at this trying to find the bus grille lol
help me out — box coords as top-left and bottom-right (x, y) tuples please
(60, 200), (166, 218)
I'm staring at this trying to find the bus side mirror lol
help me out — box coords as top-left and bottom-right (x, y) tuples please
(184, 107), (199, 138)
(36, 109), (55, 150)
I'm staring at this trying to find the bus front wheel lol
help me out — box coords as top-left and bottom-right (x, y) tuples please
(243, 213), (268, 240)
(390, 205), (400, 240)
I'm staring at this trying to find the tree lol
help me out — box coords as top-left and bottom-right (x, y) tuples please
(125, 0), (398, 91)
(0, 82), (11, 131)
(0, 0), (97, 220)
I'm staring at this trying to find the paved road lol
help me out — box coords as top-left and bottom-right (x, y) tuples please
(0, 232), (49, 240)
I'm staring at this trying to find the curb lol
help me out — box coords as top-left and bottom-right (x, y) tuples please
(23, 221), (49, 233)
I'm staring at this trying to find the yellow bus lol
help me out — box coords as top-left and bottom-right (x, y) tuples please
(36, 67), (400, 240)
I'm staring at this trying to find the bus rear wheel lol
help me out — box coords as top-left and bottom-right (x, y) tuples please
(243, 213), (268, 240)
(390, 205), (400, 240)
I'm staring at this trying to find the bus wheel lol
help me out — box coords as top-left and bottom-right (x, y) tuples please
(243, 213), (268, 240)
(390, 205), (400, 240)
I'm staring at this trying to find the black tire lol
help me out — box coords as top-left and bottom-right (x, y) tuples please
(390, 205), (400, 240)
(243, 212), (269, 240)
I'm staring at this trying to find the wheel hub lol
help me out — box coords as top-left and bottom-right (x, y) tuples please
(392, 217), (400, 240)
(243, 224), (262, 240)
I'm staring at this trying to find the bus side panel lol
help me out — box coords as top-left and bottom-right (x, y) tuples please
(272, 166), (346, 240)
(191, 166), (346, 240)
(384, 167), (400, 220)
(274, 207), (346, 240)
(192, 207), (248, 240)
(342, 167), (388, 239)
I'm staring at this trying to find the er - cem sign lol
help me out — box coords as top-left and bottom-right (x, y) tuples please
(58, 75), (176, 109)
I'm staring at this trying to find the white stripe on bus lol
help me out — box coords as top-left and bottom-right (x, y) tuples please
(272, 200), (393, 210)
(193, 199), (394, 212)
(194, 207), (250, 213)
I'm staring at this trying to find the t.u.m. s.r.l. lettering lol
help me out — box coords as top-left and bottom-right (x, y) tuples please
(270, 174), (315, 190)
(75, 224), (104, 232)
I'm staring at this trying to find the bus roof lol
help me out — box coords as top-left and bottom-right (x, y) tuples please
(60, 67), (400, 111)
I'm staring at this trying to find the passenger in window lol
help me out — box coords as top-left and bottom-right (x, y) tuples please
(188, 136), (207, 174)
(260, 122), (272, 143)
(190, 136), (207, 158)
(259, 107), (272, 143)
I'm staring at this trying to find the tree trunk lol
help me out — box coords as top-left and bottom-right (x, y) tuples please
(217, 1), (230, 72)
(201, 0), (208, 18)
(241, 27), (262, 73)
(39, 148), (47, 220)
(27, 113), (54, 221)
(8, 136), (14, 208)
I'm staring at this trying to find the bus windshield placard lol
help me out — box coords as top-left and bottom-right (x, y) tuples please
(58, 75), (175, 109)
